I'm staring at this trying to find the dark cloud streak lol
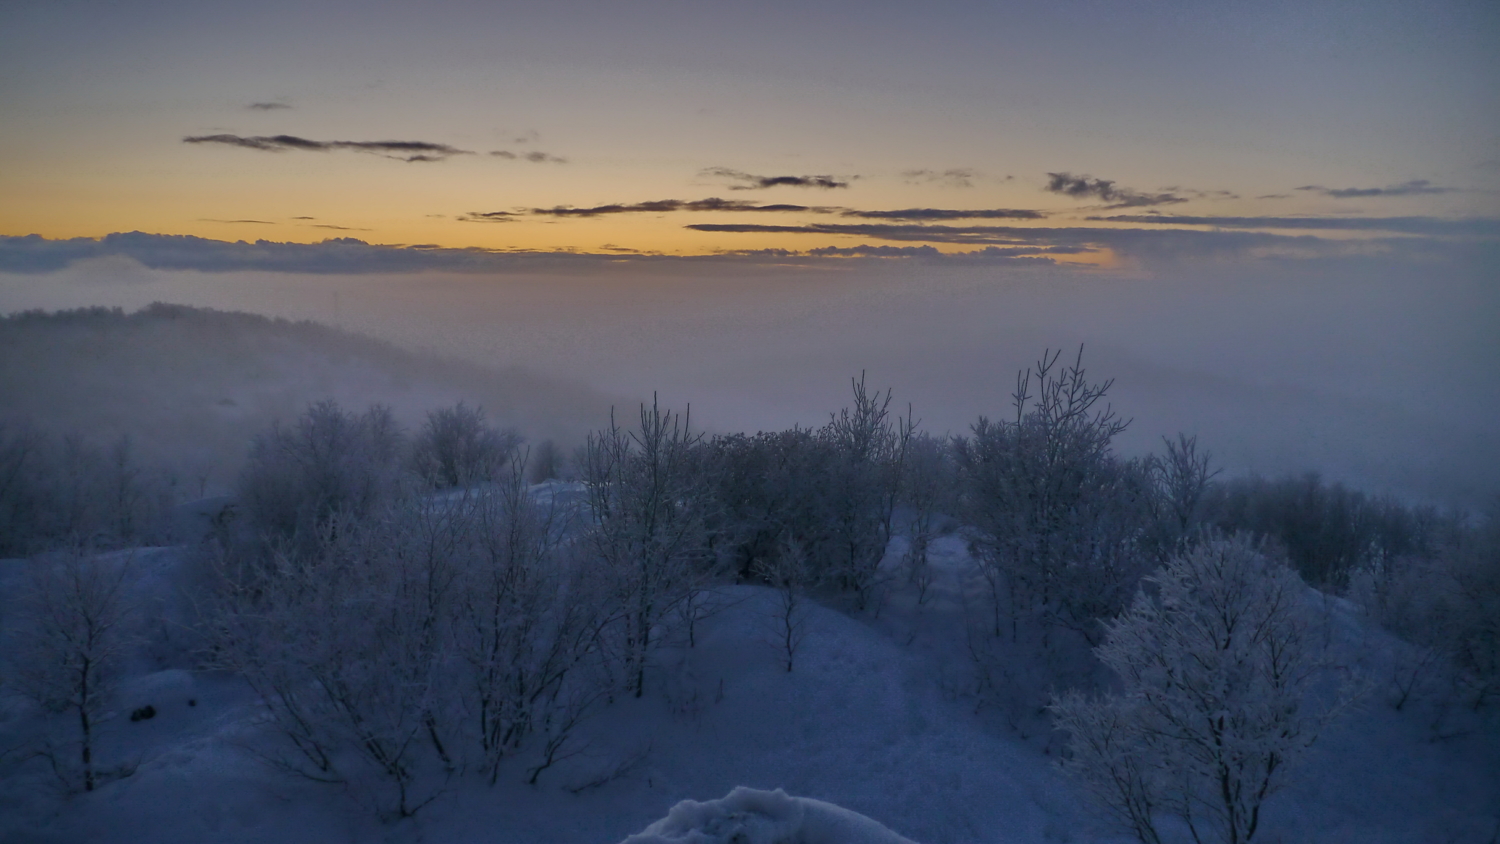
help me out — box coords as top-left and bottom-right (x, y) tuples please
(701, 167), (850, 190)
(1045, 172), (1187, 208)
(490, 150), (568, 164)
(901, 168), (980, 188)
(183, 134), (471, 162)
(1294, 180), (1454, 199)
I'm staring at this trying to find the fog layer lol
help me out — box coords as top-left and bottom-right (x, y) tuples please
(2, 252), (1495, 506)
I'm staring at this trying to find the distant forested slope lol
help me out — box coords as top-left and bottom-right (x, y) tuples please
(0, 303), (617, 492)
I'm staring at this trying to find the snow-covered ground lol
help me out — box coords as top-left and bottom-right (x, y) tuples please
(1, 535), (1495, 844)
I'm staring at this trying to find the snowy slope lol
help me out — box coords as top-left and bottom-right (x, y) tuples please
(1, 535), (1495, 844)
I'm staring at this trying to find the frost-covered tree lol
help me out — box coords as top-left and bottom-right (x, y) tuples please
(707, 427), (836, 582)
(1053, 535), (1349, 844)
(957, 347), (1151, 640)
(10, 548), (138, 792)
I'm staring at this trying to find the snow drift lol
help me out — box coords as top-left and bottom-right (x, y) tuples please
(621, 787), (920, 844)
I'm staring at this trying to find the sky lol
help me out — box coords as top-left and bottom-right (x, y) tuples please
(2, 0), (1497, 261)
(1, 0), (1498, 505)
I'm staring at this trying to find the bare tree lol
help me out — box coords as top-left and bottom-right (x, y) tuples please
(820, 373), (911, 610)
(584, 398), (713, 697)
(10, 548), (138, 792)
(901, 432), (953, 605)
(453, 454), (605, 785)
(1149, 433), (1220, 549)
(755, 535), (814, 672)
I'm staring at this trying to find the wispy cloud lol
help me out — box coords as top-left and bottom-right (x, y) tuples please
(901, 168), (982, 188)
(841, 207), (1044, 221)
(182, 134), (471, 162)
(726, 244), (1060, 263)
(308, 223), (372, 231)
(459, 200), (1043, 221)
(686, 222), (1046, 244)
(490, 150), (568, 163)
(1293, 179), (1454, 199)
(456, 211), (518, 223)
(247, 102), (291, 111)
(198, 218), (275, 224)
(1044, 172), (1187, 208)
(523, 198), (825, 217)
(701, 167), (851, 190)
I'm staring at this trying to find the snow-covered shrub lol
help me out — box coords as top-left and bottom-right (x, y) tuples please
(235, 400), (407, 556)
(8, 548), (139, 792)
(1053, 534), (1351, 844)
(584, 398), (716, 697)
(956, 348), (1152, 641)
(409, 401), (520, 490)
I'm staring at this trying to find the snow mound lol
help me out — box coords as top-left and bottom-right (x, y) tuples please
(621, 787), (921, 844)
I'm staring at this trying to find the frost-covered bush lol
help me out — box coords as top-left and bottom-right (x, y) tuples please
(1204, 472), (1444, 589)
(1052, 535), (1349, 844)
(409, 402), (520, 490)
(707, 427), (839, 582)
(235, 400), (406, 555)
(453, 459), (608, 785)
(1350, 503), (1500, 711)
(203, 503), (462, 817)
